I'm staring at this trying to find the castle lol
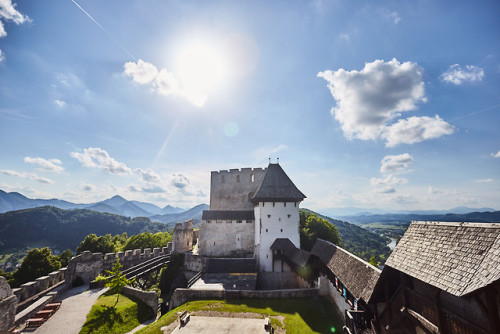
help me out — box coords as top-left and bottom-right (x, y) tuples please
(198, 163), (306, 273)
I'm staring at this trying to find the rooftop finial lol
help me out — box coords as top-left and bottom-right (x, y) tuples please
(277, 157), (279, 163)
(268, 157), (271, 164)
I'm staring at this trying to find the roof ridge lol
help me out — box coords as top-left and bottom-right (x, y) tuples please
(412, 221), (500, 228)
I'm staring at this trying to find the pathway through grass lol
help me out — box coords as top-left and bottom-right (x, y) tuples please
(79, 293), (154, 334)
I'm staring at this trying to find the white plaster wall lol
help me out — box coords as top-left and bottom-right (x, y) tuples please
(254, 201), (300, 272)
(198, 219), (255, 256)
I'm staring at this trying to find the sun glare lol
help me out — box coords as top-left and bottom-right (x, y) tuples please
(175, 42), (227, 104)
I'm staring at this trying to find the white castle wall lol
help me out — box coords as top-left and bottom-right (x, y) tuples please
(198, 219), (255, 257)
(254, 201), (300, 272)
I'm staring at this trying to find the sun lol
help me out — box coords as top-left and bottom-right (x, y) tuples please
(175, 41), (227, 105)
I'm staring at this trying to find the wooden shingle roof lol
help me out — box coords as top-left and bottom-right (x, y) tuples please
(385, 221), (500, 297)
(311, 239), (381, 302)
(270, 238), (310, 267)
(251, 163), (306, 203)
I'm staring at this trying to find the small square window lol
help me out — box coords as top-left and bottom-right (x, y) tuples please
(266, 229), (268, 232)
(280, 229), (283, 232)
(287, 214), (291, 218)
(267, 214), (271, 218)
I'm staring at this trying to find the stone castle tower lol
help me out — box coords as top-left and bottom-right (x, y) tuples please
(198, 163), (306, 273)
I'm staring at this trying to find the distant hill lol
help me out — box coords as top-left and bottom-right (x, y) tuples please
(338, 211), (500, 225)
(304, 209), (391, 262)
(0, 189), (190, 218)
(150, 204), (209, 227)
(0, 206), (170, 252)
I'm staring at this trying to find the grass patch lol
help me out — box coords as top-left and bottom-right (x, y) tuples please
(79, 293), (154, 334)
(137, 297), (342, 334)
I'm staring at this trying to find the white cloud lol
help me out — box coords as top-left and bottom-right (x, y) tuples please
(491, 150), (500, 158)
(382, 10), (401, 24)
(124, 59), (210, 106)
(0, 0), (31, 38)
(128, 184), (166, 194)
(54, 99), (66, 108)
(340, 33), (350, 41)
(134, 168), (161, 183)
(252, 144), (288, 164)
(382, 115), (454, 147)
(440, 64), (484, 85)
(370, 174), (407, 188)
(0, 49), (4, 62)
(171, 174), (190, 189)
(380, 153), (413, 174)
(24, 157), (64, 173)
(0, 169), (53, 184)
(123, 59), (159, 85)
(475, 179), (494, 183)
(318, 58), (427, 141)
(70, 147), (131, 175)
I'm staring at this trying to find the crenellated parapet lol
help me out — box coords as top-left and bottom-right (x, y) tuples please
(66, 244), (171, 284)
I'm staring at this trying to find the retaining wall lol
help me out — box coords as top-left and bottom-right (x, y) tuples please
(122, 286), (158, 314)
(0, 277), (17, 331)
(170, 287), (319, 310)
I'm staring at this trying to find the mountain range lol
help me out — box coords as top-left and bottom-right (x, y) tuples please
(0, 189), (208, 225)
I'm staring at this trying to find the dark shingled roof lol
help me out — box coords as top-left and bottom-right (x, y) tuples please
(385, 221), (500, 297)
(251, 163), (306, 203)
(202, 210), (255, 221)
(270, 238), (310, 267)
(311, 239), (381, 302)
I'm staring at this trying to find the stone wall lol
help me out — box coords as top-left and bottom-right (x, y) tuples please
(184, 254), (204, 272)
(0, 276), (17, 331)
(122, 286), (158, 314)
(66, 247), (170, 284)
(170, 287), (319, 310)
(13, 268), (67, 308)
(210, 168), (267, 210)
(172, 220), (194, 253)
(257, 272), (310, 290)
(198, 218), (255, 257)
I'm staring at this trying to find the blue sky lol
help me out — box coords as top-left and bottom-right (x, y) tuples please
(1, 0), (499, 214)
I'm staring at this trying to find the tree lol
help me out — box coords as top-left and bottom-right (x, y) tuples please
(105, 259), (133, 307)
(58, 249), (74, 267)
(13, 248), (61, 287)
(300, 210), (341, 251)
(76, 234), (116, 254)
(368, 256), (379, 267)
(123, 231), (172, 251)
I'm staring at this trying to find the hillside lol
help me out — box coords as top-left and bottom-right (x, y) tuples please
(0, 206), (169, 252)
(339, 211), (500, 225)
(149, 204), (209, 227)
(305, 209), (391, 262)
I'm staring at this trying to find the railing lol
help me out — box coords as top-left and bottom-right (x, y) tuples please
(345, 310), (372, 334)
(187, 271), (202, 288)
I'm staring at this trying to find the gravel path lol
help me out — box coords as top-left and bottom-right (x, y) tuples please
(33, 285), (107, 334)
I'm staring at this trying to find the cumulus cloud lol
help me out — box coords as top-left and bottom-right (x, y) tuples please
(0, 169), (53, 184)
(128, 184), (166, 194)
(382, 115), (454, 147)
(0, 0), (31, 38)
(441, 64), (484, 85)
(54, 99), (66, 108)
(0, 49), (4, 62)
(171, 174), (190, 189)
(370, 174), (407, 188)
(491, 150), (500, 158)
(380, 153), (413, 174)
(134, 168), (161, 183)
(24, 157), (64, 173)
(123, 59), (209, 106)
(318, 59), (427, 141)
(382, 10), (401, 24)
(70, 147), (131, 175)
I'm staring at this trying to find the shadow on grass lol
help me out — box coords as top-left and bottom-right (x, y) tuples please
(81, 306), (124, 333)
(226, 296), (342, 333)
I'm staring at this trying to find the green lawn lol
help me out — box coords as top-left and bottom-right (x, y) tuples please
(79, 293), (154, 334)
(137, 297), (343, 334)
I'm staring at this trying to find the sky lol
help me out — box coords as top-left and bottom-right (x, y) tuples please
(0, 0), (499, 215)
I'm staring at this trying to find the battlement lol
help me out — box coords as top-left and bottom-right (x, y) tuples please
(212, 167), (266, 174)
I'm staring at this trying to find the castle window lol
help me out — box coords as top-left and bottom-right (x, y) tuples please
(207, 220), (211, 223)
(267, 214), (271, 218)
(281, 229), (283, 232)
(273, 202), (275, 207)
(214, 242), (216, 245)
(266, 229), (268, 232)
(284, 202), (286, 207)
(294, 202), (297, 207)
(237, 175), (240, 182)
(288, 214), (291, 218)
(237, 220), (242, 223)
(279, 217), (281, 221)
(251, 174), (255, 182)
